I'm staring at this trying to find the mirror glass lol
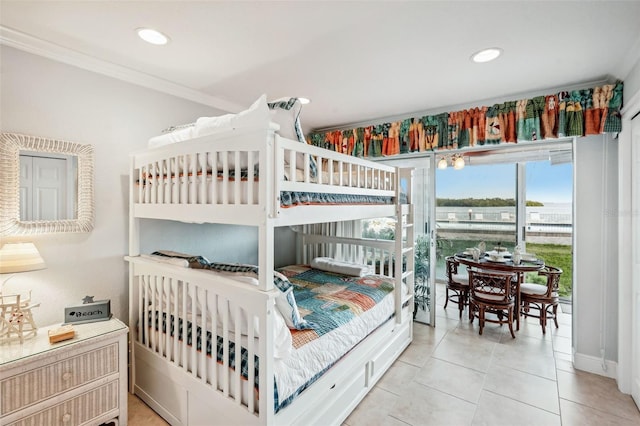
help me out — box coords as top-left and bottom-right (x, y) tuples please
(19, 151), (78, 221)
(1, 132), (94, 235)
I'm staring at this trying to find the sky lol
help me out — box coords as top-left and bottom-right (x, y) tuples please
(435, 161), (573, 204)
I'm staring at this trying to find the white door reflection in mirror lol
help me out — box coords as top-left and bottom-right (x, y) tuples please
(19, 153), (77, 221)
(1, 132), (93, 235)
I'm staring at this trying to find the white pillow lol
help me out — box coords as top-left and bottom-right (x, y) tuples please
(141, 253), (190, 268)
(148, 95), (270, 172)
(196, 94), (270, 171)
(310, 257), (374, 277)
(148, 126), (195, 148)
(195, 94), (270, 137)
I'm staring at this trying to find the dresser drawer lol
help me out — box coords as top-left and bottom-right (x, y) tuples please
(1, 343), (118, 415)
(6, 380), (119, 426)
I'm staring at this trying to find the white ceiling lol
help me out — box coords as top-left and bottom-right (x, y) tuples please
(2, 1), (640, 133)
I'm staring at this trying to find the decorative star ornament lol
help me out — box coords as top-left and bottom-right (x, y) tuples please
(82, 295), (95, 304)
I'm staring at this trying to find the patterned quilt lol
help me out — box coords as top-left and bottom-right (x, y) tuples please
(277, 264), (395, 349)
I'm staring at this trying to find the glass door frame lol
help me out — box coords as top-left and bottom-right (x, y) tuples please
(516, 162), (527, 249)
(377, 155), (437, 325)
(426, 155), (437, 325)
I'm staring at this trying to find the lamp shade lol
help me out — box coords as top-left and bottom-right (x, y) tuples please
(0, 242), (46, 273)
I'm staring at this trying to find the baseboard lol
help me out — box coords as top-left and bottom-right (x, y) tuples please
(573, 352), (618, 380)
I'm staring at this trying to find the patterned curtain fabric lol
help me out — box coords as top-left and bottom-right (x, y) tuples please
(308, 81), (623, 157)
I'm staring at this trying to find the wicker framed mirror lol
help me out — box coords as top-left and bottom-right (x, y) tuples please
(0, 132), (94, 235)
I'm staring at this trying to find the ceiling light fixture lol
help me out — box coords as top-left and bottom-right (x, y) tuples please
(453, 154), (465, 170)
(471, 47), (502, 63)
(136, 28), (170, 45)
(437, 157), (448, 169)
(437, 154), (466, 170)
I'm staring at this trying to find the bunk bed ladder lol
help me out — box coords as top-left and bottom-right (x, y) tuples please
(396, 202), (415, 323)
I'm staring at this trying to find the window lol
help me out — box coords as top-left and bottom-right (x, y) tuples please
(435, 145), (573, 301)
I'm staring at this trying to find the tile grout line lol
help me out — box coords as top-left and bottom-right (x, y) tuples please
(481, 389), (562, 419)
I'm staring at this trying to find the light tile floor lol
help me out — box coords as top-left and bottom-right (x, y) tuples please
(344, 283), (640, 426)
(128, 282), (640, 425)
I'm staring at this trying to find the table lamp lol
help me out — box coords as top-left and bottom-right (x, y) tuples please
(0, 242), (46, 343)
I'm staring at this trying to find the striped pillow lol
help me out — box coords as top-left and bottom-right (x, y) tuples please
(268, 97), (318, 178)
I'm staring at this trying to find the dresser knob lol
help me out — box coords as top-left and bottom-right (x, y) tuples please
(62, 413), (72, 423)
(62, 372), (72, 381)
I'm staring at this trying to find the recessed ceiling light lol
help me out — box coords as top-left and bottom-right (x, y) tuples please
(136, 28), (170, 45)
(298, 97), (311, 105)
(471, 47), (502, 63)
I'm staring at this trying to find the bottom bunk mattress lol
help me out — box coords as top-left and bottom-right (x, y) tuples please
(139, 263), (404, 413)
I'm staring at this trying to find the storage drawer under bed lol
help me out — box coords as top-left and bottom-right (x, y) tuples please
(369, 319), (412, 383)
(306, 366), (368, 426)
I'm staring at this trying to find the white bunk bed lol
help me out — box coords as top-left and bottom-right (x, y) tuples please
(127, 119), (415, 425)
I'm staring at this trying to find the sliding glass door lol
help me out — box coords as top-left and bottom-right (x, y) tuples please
(435, 162), (517, 281)
(365, 144), (574, 326)
(412, 160), (436, 324)
(523, 159), (574, 305)
(435, 145), (574, 307)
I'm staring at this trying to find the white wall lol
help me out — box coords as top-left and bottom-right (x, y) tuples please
(616, 52), (640, 393)
(573, 134), (619, 375)
(624, 56), (640, 104)
(0, 46), (265, 327)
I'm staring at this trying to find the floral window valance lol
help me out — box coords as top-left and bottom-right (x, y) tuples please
(307, 81), (623, 157)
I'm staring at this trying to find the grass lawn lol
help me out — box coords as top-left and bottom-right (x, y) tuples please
(526, 243), (572, 297)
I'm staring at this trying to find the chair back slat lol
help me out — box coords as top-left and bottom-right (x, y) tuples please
(445, 256), (459, 282)
(468, 268), (517, 304)
(538, 266), (563, 297)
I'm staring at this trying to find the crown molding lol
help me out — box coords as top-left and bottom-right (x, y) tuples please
(0, 25), (244, 113)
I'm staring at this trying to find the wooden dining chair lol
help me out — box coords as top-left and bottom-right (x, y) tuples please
(520, 266), (563, 334)
(468, 268), (518, 338)
(444, 256), (469, 318)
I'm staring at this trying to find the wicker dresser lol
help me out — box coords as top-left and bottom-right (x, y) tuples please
(0, 318), (128, 425)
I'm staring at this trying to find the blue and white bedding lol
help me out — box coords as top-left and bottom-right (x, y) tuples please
(140, 255), (403, 412)
(137, 169), (397, 207)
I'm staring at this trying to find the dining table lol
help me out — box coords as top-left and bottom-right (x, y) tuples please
(453, 250), (545, 331)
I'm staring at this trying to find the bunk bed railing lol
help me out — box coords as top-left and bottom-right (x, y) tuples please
(298, 231), (413, 324)
(126, 257), (277, 421)
(299, 233), (396, 276)
(275, 136), (397, 194)
(130, 127), (399, 225)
